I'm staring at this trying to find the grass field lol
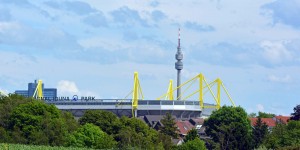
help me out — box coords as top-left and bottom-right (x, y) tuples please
(0, 143), (94, 150)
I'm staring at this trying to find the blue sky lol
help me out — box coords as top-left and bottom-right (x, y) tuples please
(0, 0), (299, 115)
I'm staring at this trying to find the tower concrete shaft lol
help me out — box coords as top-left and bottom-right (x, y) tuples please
(175, 28), (183, 100)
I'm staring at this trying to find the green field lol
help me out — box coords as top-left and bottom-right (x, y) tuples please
(0, 143), (94, 150)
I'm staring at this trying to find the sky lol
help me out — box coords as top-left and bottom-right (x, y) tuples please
(0, 0), (299, 115)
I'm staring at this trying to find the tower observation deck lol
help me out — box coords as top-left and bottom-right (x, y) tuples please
(175, 28), (183, 100)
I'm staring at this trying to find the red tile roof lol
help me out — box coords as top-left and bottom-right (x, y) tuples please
(176, 120), (194, 135)
(274, 115), (290, 124)
(249, 118), (276, 127)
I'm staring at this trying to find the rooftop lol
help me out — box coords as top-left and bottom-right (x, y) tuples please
(249, 118), (276, 127)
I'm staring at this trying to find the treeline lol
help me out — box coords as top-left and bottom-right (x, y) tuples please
(0, 94), (205, 150)
(203, 105), (300, 150)
(0, 94), (299, 150)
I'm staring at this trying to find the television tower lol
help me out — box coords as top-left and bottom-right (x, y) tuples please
(175, 28), (183, 100)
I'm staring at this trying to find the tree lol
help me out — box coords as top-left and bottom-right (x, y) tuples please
(264, 120), (300, 149)
(160, 112), (178, 138)
(61, 111), (79, 133)
(204, 106), (253, 150)
(184, 128), (199, 143)
(9, 101), (61, 144)
(252, 117), (268, 148)
(115, 126), (143, 149)
(119, 116), (150, 136)
(177, 138), (206, 150)
(79, 110), (122, 135)
(158, 132), (173, 150)
(0, 94), (33, 129)
(8, 100), (76, 146)
(66, 123), (117, 149)
(116, 116), (163, 150)
(248, 112), (256, 118)
(258, 111), (275, 118)
(0, 126), (11, 143)
(290, 104), (300, 121)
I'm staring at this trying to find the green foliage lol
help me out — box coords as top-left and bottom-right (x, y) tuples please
(79, 110), (173, 150)
(78, 110), (121, 134)
(204, 106), (253, 150)
(203, 139), (220, 150)
(290, 104), (300, 121)
(160, 112), (178, 138)
(248, 112), (257, 118)
(278, 145), (300, 150)
(158, 132), (173, 150)
(9, 94), (300, 150)
(252, 117), (269, 148)
(258, 111), (275, 118)
(115, 126), (144, 149)
(9, 100), (68, 145)
(0, 126), (11, 143)
(0, 143), (94, 150)
(0, 94), (78, 146)
(116, 116), (162, 150)
(177, 138), (206, 150)
(184, 128), (199, 143)
(120, 116), (150, 135)
(61, 111), (79, 133)
(264, 120), (300, 149)
(66, 123), (117, 149)
(157, 142), (165, 150)
(0, 94), (33, 128)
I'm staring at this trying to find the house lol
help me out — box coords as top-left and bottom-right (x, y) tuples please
(176, 120), (194, 137)
(249, 118), (276, 130)
(189, 118), (204, 130)
(250, 115), (291, 131)
(143, 115), (164, 130)
(273, 115), (290, 124)
(142, 115), (176, 130)
(142, 115), (209, 140)
(172, 138), (184, 146)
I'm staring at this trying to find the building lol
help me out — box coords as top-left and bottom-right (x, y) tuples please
(140, 115), (208, 139)
(14, 90), (28, 97)
(249, 115), (290, 131)
(176, 120), (194, 137)
(273, 115), (290, 124)
(250, 118), (276, 130)
(15, 80), (57, 100)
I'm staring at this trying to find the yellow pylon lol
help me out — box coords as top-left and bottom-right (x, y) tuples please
(156, 73), (236, 110)
(33, 80), (43, 99)
(0, 90), (8, 97)
(132, 72), (144, 117)
(165, 80), (174, 100)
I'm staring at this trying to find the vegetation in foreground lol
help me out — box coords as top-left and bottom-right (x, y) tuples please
(0, 94), (299, 150)
(0, 143), (93, 150)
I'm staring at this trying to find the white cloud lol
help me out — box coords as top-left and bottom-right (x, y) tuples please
(260, 40), (293, 64)
(268, 74), (291, 83)
(256, 104), (264, 112)
(57, 80), (79, 96)
(80, 90), (101, 98)
(56, 80), (101, 98)
(78, 37), (121, 51)
(0, 22), (21, 33)
(1, 0), (300, 116)
(182, 69), (198, 79)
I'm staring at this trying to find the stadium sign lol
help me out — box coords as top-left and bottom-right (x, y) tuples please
(38, 95), (96, 102)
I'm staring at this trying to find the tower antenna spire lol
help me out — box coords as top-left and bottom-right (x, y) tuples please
(178, 28), (180, 48)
